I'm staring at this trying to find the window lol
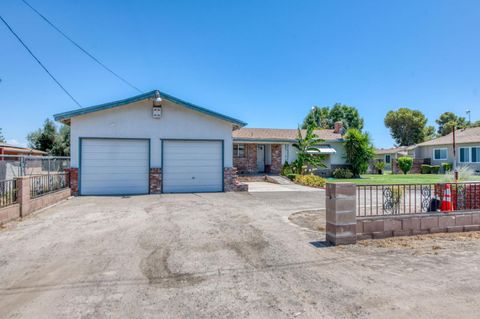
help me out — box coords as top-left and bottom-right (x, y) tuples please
(433, 148), (448, 160)
(472, 147), (480, 163)
(460, 147), (470, 163)
(233, 144), (245, 158)
(385, 155), (391, 163)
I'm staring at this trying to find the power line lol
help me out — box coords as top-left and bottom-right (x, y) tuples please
(0, 15), (82, 107)
(22, 0), (142, 93)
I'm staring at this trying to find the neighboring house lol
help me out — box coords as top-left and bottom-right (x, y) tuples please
(0, 143), (47, 180)
(232, 122), (348, 176)
(413, 126), (480, 173)
(0, 143), (47, 157)
(373, 146), (415, 171)
(53, 90), (247, 195)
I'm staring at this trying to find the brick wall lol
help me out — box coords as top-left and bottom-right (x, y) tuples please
(271, 144), (282, 174)
(224, 167), (248, 191)
(357, 212), (480, 240)
(149, 168), (162, 194)
(65, 168), (78, 196)
(233, 144), (257, 174)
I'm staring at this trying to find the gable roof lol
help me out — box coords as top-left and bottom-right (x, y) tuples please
(53, 90), (247, 128)
(0, 143), (47, 155)
(233, 128), (343, 143)
(416, 126), (480, 147)
(375, 145), (415, 155)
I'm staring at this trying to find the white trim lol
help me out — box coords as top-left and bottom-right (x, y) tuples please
(433, 148), (448, 160)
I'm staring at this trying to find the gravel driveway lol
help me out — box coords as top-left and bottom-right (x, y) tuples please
(1, 191), (479, 318)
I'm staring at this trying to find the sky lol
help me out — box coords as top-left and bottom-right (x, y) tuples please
(1, 0), (479, 148)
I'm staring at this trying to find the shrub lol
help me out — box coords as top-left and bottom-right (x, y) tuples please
(294, 174), (326, 188)
(430, 165), (440, 174)
(332, 168), (354, 179)
(421, 164), (431, 174)
(343, 129), (375, 177)
(442, 163), (453, 172)
(286, 173), (298, 181)
(281, 161), (293, 176)
(374, 161), (386, 174)
(397, 156), (413, 174)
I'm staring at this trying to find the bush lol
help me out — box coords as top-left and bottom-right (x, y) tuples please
(332, 168), (354, 179)
(286, 173), (298, 181)
(397, 156), (413, 174)
(374, 161), (386, 174)
(294, 174), (326, 188)
(421, 164), (431, 174)
(343, 129), (375, 177)
(281, 161), (293, 176)
(430, 165), (440, 174)
(442, 163), (453, 172)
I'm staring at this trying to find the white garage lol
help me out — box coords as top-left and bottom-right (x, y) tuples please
(80, 138), (149, 195)
(162, 140), (223, 193)
(53, 89), (247, 195)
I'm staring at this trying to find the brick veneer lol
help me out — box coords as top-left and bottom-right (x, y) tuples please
(224, 167), (248, 191)
(149, 168), (162, 194)
(357, 211), (480, 240)
(271, 144), (282, 174)
(233, 144), (257, 174)
(65, 168), (78, 196)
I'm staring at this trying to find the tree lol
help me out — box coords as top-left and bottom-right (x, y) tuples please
(397, 156), (413, 174)
(302, 103), (364, 131)
(292, 124), (326, 174)
(435, 112), (469, 136)
(423, 125), (436, 141)
(343, 128), (374, 178)
(27, 119), (70, 156)
(302, 106), (330, 129)
(384, 108), (429, 146)
(329, 103), (364, 131)
(0, 128), (5, 143)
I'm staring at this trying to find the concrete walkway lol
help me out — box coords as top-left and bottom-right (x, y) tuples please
(246, 181), (323, 192)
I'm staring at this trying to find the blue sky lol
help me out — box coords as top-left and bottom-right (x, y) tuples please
(1, 0), (479, 148)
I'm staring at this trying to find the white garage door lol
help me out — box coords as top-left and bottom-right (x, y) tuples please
(163, 140), (223, 193)
(80, 139), (149, 195)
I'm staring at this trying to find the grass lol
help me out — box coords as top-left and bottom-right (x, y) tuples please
(327, 173), (480, 185)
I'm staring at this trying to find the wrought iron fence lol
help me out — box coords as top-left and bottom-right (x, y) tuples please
(357, 182), (480, 217)
(30, 173), (68, 199)
(0, 179), (17, 208)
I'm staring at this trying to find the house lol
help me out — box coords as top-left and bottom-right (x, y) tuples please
(373, 146), (415, 171)
(0, 143), (47, 157)
(232, 122), (348, 176)
(53, 90), (248, 195)
(413, 126), (480, 172)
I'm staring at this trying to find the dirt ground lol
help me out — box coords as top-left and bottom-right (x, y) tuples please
(1, 191), (480, 318)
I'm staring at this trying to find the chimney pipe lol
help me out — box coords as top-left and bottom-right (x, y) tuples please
(334, 121), (343, 134)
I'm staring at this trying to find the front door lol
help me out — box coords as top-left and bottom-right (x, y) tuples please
(257, 144), (265, 172)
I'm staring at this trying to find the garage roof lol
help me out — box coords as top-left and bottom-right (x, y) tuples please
(53, 90), (247, 128)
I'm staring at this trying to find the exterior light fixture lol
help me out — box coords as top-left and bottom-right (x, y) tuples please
(153, 91), (162, 107)
(152, 91), (162, 119)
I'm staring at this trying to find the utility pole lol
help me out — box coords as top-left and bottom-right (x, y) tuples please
(466, 109), (471, 125)
(453, 125), (458, 182)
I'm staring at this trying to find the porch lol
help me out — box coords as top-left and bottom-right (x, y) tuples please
(233, 143), (283, 174)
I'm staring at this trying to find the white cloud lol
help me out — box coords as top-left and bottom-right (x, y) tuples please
(6, 139), (28, 148)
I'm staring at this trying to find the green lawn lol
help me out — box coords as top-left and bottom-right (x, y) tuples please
(327, 173), (480, 185)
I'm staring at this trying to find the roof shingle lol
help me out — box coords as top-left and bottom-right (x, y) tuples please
(416, 126), (480, 146)
(233, 128), (343, 142)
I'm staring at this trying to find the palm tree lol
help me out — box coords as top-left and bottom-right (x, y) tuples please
(292, 124), (327, 174)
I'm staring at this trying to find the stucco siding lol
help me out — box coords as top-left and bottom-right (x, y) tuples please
(70, 100), (234, 168)
(415, 143), (480, 171)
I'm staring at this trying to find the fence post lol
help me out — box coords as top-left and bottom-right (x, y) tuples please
(326, 182), (357, 245)
(16, 176), (31, 217)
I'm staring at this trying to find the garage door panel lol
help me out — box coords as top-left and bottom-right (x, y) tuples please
(163, 140), (223, 193)
(81, 139), (149, 195)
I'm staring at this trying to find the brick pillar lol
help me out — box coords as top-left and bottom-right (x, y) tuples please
(270, 144), (282, 174)
(149, 168), (162, 194)
(65, 168), (78, 196)
(224, 167), (248, 192)
(16, 176), (31, 217)
(326, 183), (357, 245)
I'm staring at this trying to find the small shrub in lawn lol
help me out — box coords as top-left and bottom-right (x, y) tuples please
(442, 163), (453, 172)
(374, 161), (386, 174)
(332, 168), (354, 179)
(294, 174), (326, 188)
(430, 165), (440, 174)
(421, 164), (431, 174)
(397, 156), (413, 174)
